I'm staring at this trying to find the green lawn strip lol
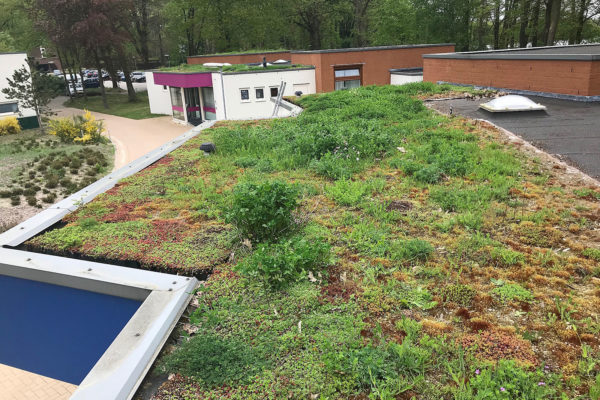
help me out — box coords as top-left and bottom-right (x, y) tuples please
(64, 91), (161, 120)
(27, 83), (600, 398)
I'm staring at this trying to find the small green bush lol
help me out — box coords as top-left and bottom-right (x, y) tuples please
(160, 334), (267, 387)
(464, 360), (559, 399)
(490, 247), (525, 267)
(225, 180), (298, 243)
(236, 236), (330, 289)
(393, 239), (434, 262)
(325, 179), (371, 206)
(491, 282), (534, 303)
(582, 248), (600, 262)
(26, 195), (37, 206)
(233, 156), (258, 168)
(10, 195), (20, 206)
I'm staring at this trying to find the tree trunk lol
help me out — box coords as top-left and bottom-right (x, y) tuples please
(574, 0), (587, 43)
(56, 48), (72, 101)
(543, 0), (552, 44)
(94, 51), (109, 109)
(530, 0), (542, 46)
(119, 55), (137, 101)
(519, 0), (532, 47)
(546, 0), (561, 45)
(493, 0), (501, 49)
(475, 0), (488, 50)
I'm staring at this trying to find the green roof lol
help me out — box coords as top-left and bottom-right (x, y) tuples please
(158, 63), (311, 74)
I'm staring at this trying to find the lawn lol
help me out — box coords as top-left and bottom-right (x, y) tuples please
(28, 83), (600, 399)
(64, 90), (161, 120)
(0, 129), (114, 208)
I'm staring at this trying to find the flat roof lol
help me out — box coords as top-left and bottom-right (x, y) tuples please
(424, 43), (600, 61)
(188, 50), (289, 58)
(157, 64), (310, 74)
(292, 43), (454, 55)
(428, 96), (600, 179)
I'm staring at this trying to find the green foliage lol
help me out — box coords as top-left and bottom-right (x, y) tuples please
(392, 239), (434, 263)
(462, 360), (559, 399)
(363, 280), (437, 311)
(491, 282), (534, 303)
(490, 247), (525, 267)
(48, 110), (105, 144)
(590, 374), (600, 400)
(441, 284), (477, 307)
(236, 236), (330, 289)
(582, 248), (600, 262)
(160, 334), (267, 387)
(325, 178), (383, 206)
(225, 180), (298, 242)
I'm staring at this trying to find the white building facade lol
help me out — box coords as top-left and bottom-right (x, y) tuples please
(0, 53), (39, 129)
(146, 67), (316, 125)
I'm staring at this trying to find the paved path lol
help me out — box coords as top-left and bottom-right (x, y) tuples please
(429, 96), (600, 179)
(0, 363), (76, 400)
(49, 97), (189, 170)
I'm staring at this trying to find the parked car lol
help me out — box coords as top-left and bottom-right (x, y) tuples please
(131, 71), (146, 83)
(66, 82), (84, 96)
(83, 78), (100, 88)
(118, 71), (126, 81)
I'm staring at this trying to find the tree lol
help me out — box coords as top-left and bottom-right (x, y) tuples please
(1, 60), (56, 129)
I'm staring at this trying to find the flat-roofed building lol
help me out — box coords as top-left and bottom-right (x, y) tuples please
(0, 53), (39, 129)
(423, 44), (600, 101)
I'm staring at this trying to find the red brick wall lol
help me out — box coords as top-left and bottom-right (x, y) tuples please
(292, 45), (455, 93)
(187, 51), (291, 65)
(590, 61), (600, 95)
(423, 58), (600, 96)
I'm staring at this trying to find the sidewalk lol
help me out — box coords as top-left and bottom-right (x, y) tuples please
(49, 97), (189, 170)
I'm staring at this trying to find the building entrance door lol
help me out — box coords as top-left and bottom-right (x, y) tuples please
(184, 88), (202, 126)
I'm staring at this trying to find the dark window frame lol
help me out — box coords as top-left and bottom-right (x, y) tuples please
(270, 87), (279, 98)
(240, 89), (250, 101)
(255, 88), (264, 99)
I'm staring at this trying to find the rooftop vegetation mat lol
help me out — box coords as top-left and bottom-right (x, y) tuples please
(159, 63), (311, 74)
(27, 83), (600, 398)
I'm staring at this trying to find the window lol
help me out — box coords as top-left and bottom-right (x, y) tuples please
(162, 85), (168, 91)
(255, 88), (264, 99)
(335, 80), (361, 91)
(334, 66), (362, 91)
(169, 87), (185, 121)
(334, 69), (360, 78)
(270, 87), (279, 98)
(240, 89), (250, 101)
(0, 102), (18, 114)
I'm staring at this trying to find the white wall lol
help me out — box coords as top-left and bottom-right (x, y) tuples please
(146, 71), (173, 116)
(220, 68), (316, 120)
(0, 53), (37, 118)
(390, 73), (423, 85)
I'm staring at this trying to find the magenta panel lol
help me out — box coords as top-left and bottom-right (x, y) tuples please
(203, 106), (216, 113)
(172, 105), (184, 112)
(187, 106), (200, 112)
(154, 72), (213, 88)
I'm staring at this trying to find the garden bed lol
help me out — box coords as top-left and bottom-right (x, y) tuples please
(0, 129), (114, 232)
(27, 83), (600, 399)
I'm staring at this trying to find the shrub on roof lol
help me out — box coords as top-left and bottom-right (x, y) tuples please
(225, 180), (298, 243)
(236, 236), (330, 289)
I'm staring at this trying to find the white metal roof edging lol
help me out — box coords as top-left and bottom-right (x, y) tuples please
(0, 247), (198, 400)
(0, 120), (216, 247)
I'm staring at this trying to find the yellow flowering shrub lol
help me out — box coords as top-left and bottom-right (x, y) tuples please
(48, 110), (104, 144)
(0, 116), (22, 136)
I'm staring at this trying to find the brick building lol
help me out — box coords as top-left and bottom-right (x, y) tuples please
(423, 44), (600, 100)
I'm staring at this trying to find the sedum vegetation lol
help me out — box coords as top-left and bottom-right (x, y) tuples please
(28, 83), (600, 399)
